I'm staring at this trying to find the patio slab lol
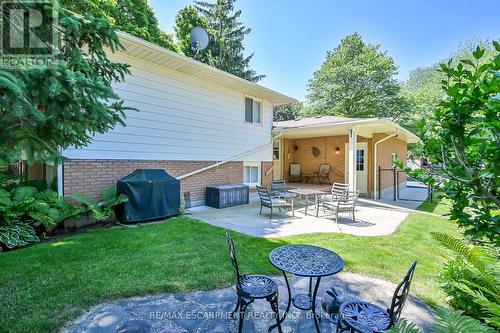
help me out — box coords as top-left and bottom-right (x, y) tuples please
(64, 272), (434, 333)
(189, 195), (411, 238)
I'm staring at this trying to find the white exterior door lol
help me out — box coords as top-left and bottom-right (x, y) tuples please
(273, 140), (282, 180)
(345, 142), (368, 194)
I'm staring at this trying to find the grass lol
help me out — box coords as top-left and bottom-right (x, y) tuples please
(416, 191), (452, 216)
(0, 212), (458, 333)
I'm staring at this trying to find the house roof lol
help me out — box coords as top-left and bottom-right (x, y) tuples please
(274, 116), (368, 128)
(116, 31), (297, 105)
(273, 116), (420, 143)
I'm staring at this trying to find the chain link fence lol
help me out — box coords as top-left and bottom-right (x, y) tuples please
(378, 166), (432, 202)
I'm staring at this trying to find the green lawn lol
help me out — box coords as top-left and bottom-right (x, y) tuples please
(0, 212), (457, 333)
(416, 191), (452, 216)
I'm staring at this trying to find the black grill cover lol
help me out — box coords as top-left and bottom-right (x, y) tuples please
(116, 169), (180, 222)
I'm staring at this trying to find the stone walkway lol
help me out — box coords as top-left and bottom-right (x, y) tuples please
(64, 272), (434, 333)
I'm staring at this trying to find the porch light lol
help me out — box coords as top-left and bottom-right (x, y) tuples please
(335, 146), (340, 154)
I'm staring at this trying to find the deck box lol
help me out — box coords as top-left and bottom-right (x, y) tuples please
(205, 184), (249, 209)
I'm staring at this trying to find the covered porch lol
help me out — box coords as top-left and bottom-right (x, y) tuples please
(271, 117), (419, 199)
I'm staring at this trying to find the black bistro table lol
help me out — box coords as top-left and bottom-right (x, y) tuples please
(269, 244), (344, 332)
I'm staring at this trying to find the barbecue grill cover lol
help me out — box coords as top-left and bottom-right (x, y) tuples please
(116, 169), (180, 222)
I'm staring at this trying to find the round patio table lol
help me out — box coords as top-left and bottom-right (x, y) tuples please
(268, 244), (344, 333)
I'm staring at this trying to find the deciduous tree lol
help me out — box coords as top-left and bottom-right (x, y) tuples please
(175, 5), (208, 59)
(60, 0), (177, 51)
(307, 33), (408, 120)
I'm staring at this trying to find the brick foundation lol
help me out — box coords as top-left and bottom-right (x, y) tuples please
(63, 159), (244, 206)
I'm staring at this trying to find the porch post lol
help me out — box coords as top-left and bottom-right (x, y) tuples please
(348, 128), (357, 191)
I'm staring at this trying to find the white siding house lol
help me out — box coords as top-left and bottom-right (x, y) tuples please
(60, 31), (295, 206)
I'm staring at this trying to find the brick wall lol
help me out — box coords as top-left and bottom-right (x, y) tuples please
(375, 134), (408, 194)
(281, 134), (408, 197)
(283, 135), (371, 189)
(63, 159), (244, 206)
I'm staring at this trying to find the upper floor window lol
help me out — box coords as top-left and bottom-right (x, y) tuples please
(245, 97), (261, 124)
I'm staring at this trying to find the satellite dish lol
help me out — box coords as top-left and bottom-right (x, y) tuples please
(190, 26), (209, 54)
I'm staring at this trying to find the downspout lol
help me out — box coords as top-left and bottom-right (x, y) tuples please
(373, 131), (399, 199)
(177, 132), (283, 180)
(57, 148), (64, 196)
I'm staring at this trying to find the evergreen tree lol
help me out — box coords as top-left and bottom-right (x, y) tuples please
(307, 33), (407, 120)
(60, 0), (177, 51)
(0, 2), (130, 164)
(193, 0), (264, 82)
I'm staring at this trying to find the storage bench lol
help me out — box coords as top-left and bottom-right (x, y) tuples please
(205, 184), (249, 209)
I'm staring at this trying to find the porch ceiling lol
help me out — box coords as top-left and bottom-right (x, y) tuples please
(273, 118), (419, 143)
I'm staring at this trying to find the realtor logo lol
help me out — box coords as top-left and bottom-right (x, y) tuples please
(0, 0), (59, 68)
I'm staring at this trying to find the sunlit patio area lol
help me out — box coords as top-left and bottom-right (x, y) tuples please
(190, 184), (415, 238)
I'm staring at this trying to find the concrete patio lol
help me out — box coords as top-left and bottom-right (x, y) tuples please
(64, 272), (434, 333)
(189, 193), (414, 238)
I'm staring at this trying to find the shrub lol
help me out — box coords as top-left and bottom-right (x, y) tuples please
(433, 232), (499, 328)
(73, 186), (127, 223)
(0, 186), (83, 250)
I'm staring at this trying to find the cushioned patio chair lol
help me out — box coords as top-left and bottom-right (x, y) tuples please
(271, 179), (298, 200)
(317, 190), (359, 223)
(257, 185), (294, 219)
(312, 163), (332, 184)
(335, 261), (417, 332)
(225, 232), (283, 333)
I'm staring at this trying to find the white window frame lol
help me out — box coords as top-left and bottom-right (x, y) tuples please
(243, 162), (261, 187)
(244, 95), (263, 125)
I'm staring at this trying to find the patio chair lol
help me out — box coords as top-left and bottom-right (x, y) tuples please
(256, 185), (294, 219)
(312, 163), (332, 184)
(225, 232), (283, 333)
(289, 163), (302, 183)
(318, 182), (349, 205)
(335, 261), (417, 332)
(331, 182), (349, 201)
(317, 190), (359, 223)
(271, 179), (298, 200)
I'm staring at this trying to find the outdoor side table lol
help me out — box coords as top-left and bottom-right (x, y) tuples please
(269, 244), (344, 333)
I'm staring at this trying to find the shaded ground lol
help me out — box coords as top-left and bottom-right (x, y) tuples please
(64, 272), (433, 333)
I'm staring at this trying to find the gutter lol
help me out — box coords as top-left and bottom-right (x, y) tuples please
(177, 133), (283, 180)
(373, 131), (399, 199)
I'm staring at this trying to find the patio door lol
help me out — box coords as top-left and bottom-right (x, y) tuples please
(345, 142), (368, 194)
(273, 139), (282, 180)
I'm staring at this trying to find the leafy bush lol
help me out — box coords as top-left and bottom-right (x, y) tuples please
(73, 186), (127, 223)
(0, 186), (83, 249)
(0, 224), (39, 249)
(433, 232), (499, 328)
(389, 308), (495, 333)
(407, 42), (500, 244)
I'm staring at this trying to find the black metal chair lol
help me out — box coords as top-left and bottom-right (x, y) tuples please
(256, 185), (294, 219)
(335, 261), (417, 332)
(225, 232), (283, 333)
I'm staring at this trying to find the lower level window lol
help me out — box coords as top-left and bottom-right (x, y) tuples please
(244, 162), (260, 186)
